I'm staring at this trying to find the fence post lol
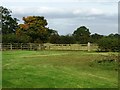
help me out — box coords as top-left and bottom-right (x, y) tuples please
(38, 44), (41, 50)
(48, 44), (50, 50)
(29, 43), (32, 50)
(10, 44), (12, 50)
(87, 42), (90, 51)
(21, 43), (22, 50)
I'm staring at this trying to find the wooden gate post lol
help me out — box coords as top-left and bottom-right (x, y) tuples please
(87, 42), (90, 51)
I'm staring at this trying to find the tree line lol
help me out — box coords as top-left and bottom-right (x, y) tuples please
(1, 6), (120, 52)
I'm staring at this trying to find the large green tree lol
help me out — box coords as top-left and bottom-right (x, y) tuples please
(1, 6), (18, 34)
(73, 26), (91, 44)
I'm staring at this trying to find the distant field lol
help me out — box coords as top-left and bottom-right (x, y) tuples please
(2, 50), (118, 88)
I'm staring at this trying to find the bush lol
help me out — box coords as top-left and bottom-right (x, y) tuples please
(97, 37), (119, 52)
(58, 35), (76, 44)
(2, 34), (30, 43)
(2, 34), (18, 43)
(49, 35), (76, 44)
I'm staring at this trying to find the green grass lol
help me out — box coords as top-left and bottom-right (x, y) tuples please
(2, 50), (118, 88)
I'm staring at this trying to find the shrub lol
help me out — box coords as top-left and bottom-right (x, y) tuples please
(97, 37), (119, 52)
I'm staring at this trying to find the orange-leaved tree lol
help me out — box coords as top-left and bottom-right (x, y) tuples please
(16, 16), (49, 43)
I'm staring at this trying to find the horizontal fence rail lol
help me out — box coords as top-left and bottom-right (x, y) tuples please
(1, 43), (98, 51)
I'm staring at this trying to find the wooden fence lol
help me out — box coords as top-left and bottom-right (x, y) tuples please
(1, 43), (98, 51)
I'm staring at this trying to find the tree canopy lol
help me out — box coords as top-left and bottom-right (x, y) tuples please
(1, 6), (18, 34)
(73, 26), (91, 44)
(16, 16), (51, 43)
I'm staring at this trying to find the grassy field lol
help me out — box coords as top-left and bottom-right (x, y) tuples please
(2, 50), (118, 88)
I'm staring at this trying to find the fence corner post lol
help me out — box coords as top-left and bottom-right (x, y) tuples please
(87, 42), (90, 52)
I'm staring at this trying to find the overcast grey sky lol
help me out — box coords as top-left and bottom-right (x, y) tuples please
(1, 0), (118, 35)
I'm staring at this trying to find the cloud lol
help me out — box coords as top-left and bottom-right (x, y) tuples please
(76, 0), (118, 2)
(2, 0), (119, 3)
(11, 7), (73, 19)
(11, 7), (109, 19)
(88, 8), (103, 15)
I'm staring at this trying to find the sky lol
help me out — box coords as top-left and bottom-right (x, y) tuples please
(1, 0), (119, 35)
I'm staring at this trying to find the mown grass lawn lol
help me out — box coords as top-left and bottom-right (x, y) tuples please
(2, 50), (118, 88)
